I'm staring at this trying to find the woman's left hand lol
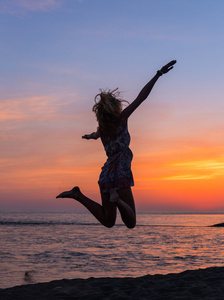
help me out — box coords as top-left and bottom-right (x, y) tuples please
(160, 60), (177, 74)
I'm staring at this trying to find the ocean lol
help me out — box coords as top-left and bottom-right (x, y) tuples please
(0, 212), (224, 289)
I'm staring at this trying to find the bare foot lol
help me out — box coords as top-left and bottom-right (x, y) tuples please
(56, 186), (81, 200)
(110, 189), (120, 203)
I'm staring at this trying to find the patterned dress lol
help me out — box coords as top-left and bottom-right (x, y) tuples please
(98, 119), (134, 193)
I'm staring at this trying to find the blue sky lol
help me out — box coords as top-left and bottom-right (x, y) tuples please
(1, 0), (224, 211)
(2, 1), (224, 97)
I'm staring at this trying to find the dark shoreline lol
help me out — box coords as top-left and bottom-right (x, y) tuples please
(1, 266), (224, 299)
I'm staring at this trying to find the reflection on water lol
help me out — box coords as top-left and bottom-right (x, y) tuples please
(0, 212), (224, 288)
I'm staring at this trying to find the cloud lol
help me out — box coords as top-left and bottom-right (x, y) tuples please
(0, 0), (62, 14)
(173, 160), (224, 170)
(161, 159), (224, 181)
(162, 174), (215, 181)
(0, 94), (76, 124)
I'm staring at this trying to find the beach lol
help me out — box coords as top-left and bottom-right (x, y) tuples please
(1, 213), (224, 291)
(1, 213), (224, 298)
(0, 267), (224, 299)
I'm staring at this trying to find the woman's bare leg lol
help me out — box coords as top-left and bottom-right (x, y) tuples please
(56, 187), (117, 228)
(110, 187), (136, 229)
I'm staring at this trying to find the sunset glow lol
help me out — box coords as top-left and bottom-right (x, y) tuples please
(1, 0), (224, 212)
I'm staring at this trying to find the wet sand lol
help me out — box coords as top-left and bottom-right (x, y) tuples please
(0, 267), (224, 299)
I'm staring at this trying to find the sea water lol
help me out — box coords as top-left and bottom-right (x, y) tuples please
(0, 212), (224, 288)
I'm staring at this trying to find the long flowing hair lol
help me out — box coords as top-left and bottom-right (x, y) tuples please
(92, 88), (128, 135)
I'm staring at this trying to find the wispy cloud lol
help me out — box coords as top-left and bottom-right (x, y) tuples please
(162, 174), (216, 181)
(173, 160), (224, 170)
(161, 159), (224, 181)
(0, 0), (62, 15)
(0, 94), (76, 123)
(0, 96), (54, 123)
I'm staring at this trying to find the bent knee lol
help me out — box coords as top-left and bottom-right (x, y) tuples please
(104, 219), (116, 228)
(126, 220), (136, 229)
(127, 224), (136, 229)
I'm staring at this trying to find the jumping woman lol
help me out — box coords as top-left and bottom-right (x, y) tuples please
(56, 60), (176, 228)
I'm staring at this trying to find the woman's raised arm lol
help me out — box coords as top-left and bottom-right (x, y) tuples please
(122, 60), (176, 119)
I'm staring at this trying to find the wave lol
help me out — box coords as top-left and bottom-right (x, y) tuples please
(0, 221), (102, 226)
(0, 221), (210, 227)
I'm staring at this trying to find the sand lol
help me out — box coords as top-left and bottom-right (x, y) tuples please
(0, 267), (224, 299)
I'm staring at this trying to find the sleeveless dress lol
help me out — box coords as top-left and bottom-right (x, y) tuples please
(98, 119), (134, 193)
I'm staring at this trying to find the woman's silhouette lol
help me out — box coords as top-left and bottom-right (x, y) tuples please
(56, 60), (176, 228)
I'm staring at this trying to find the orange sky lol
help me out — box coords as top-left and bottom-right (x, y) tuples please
(1, 94), (224, 212)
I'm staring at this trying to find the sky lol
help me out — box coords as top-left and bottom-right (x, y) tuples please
(1, 0), (224, 212)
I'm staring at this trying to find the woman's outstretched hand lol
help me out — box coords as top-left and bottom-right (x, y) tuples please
(160, 60), (176, 74)
(82, 132), (100, 140)
(82, 134), (91, 139)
